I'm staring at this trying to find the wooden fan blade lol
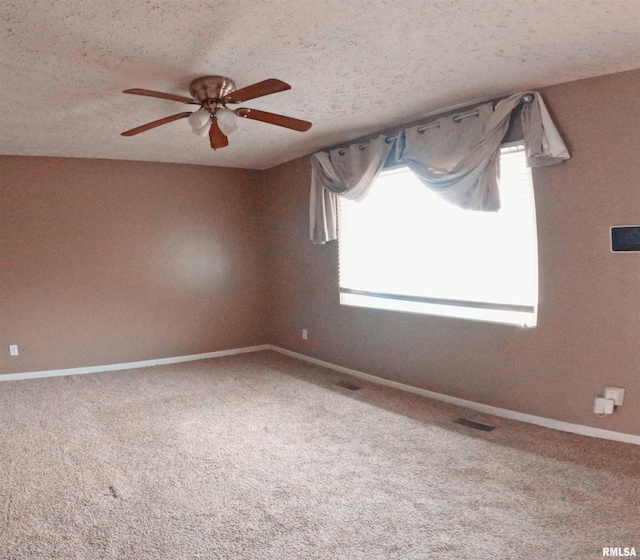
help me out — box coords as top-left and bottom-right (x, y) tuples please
(209, 119), (229, 150)
(234, 108), (312, 131)
(123, 88), (198, 104)
(224, 79), (291, 103)
(121, 112), (191, 136)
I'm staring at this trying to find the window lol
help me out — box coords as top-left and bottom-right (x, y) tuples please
(337, 143), (538, 327)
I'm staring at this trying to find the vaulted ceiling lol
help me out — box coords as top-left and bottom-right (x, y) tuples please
(2, 1), (639, 169)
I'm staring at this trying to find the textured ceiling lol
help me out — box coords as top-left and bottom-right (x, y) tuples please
(2, 0), (639, 170)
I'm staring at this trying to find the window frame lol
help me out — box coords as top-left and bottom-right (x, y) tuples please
(337, 141), (539, 327)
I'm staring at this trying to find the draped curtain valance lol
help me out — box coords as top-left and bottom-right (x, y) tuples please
(309, 91), (569, 245)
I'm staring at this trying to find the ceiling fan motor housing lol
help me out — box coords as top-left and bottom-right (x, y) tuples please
(189, 76), (236, 109)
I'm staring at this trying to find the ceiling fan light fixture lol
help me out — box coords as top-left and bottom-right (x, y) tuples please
(192, 120), (212, 137)
(216, 107), (238, 136)
(188, 108), (211, 129)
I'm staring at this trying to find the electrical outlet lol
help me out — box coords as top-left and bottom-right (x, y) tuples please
(593, 397), (615, 415)
(604, 387), (625, 406)
(9, 344), (19, 356)
(302, 329), (308, 340)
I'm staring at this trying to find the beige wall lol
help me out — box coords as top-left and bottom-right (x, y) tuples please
(0, 157), (267, 374)
(2, 69), (639, 436)
(261, 69), (640, 435)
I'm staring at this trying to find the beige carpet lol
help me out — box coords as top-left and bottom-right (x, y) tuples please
(1, 350), (638, 559)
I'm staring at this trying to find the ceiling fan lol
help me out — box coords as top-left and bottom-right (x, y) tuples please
(120, 76), (312, 149)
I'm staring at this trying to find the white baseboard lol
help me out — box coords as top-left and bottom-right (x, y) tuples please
(269, 345), (640, 446)
(0, 344), (271, 382)
(4, 343), (638, 446)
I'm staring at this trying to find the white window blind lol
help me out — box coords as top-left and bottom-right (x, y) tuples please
(337, 143), (538, 327)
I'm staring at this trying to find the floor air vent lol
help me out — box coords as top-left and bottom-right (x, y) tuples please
(455, 418), (495, 431)
(335, 381), (361, 391)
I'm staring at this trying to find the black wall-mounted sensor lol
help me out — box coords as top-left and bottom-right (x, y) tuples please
(611, 226), (640, 252)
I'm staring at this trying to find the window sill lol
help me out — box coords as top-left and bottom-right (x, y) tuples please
(340, 291), (537, 328)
